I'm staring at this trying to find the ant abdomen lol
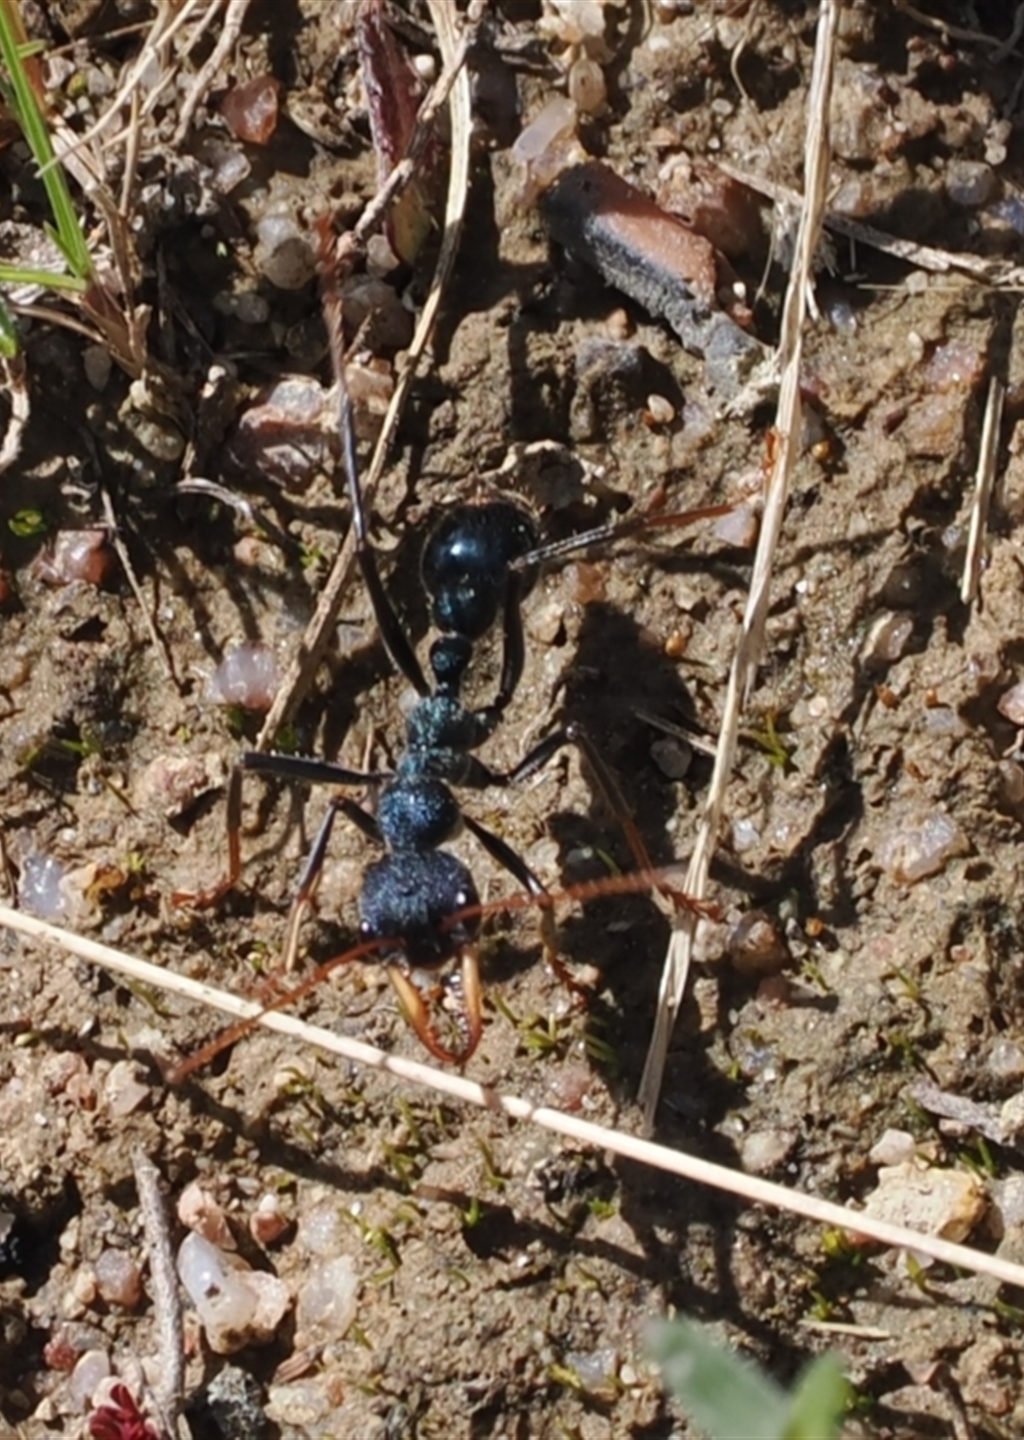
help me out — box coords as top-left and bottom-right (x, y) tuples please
(422, 502), (537, 639)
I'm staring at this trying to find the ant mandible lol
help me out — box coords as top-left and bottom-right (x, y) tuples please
(177, 273), (729, 1065)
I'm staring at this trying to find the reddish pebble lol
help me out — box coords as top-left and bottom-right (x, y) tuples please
(222, 75), (280, 144)
(34, 530), (116, 588)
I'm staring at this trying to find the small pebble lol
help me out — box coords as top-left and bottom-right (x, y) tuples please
(645, 393), (675, 425)
(713, 503), (758, 549)
(103, 1060), (150, 1118)
(650, 737), (692, 780)
(82, 345), (112, 391)
(72, 1266), (98, 1306)
(869, 1128), (917, 1167)
(67, 1349), (110, 1412)
(18, 852), (68, 920)
(568, 56), (606, 115)
(726, 910), (790, 976)
(988, 1039), (1024, 1082)
(854, 1162), (986, 1253)
(876, 809), (968, 884)
(997, 681), (1024, 726)
(222, 75), (280, 145)
(178, 1181), (234, 1250)
(206, 1365), (272, 1440)
(33, 530), (116, 589)
(861, 611), (913, 666)
(294, 1255), (358, 1345)
(255, 212), (315, 290)
(564, 1348), (618, 1396)
(740, 1128), (796, 1175)
(94, 1249), (143, 1310)
(296, 1200), (348, 1257)
(249, 1193), (290, 1248)
(208, 644), (280, 711)
(944, 160), (996, 208)
(997, 760), (1024, 807)
(177, 1232), (286, 1355)
(134, 752), (226, 819)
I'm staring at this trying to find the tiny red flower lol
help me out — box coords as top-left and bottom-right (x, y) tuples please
(87, 1383), (160, 1440)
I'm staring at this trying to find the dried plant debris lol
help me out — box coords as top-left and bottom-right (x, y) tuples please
(516, 99), (770, 401)
(5, 2), (1024, 1437)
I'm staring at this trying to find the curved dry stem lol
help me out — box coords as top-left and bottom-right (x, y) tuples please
(3, 901), (1024, 1294)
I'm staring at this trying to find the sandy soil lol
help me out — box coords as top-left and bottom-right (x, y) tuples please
(3, 1), (1024, 1436)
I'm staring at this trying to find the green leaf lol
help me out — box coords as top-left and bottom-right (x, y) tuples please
(9, 507), (46, 537)
(647, 1319), (790, 1440)
(0, 290), (18, 355)
(781, 1354), (848, 1440)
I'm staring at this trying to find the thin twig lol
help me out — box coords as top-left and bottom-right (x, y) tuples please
(0, 354), (29, 476)
(49, 0), (214, 163)
(719, 162), (1024, 292)
(256, 0), (473, 748)
(3, 901), (1024, 1291)
(991, 0), (1024, 63)
(893, 0), (1022, 54)
(639, 0), (839, 1129)
(132, 1150), (184, 1438)
(173, 0), (253, 145)
(961, 375), (1005, 606)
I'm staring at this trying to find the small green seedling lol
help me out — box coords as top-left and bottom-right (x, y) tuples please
(648, 1317), (848, 1440)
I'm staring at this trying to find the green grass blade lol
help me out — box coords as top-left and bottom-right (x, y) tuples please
(0, 290), (20, 354)
(0, 4), (91, 280)
(0, 263), (87, 291)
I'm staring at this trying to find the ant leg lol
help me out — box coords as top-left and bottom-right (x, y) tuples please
(386, 946), (483, 1065)
(173, 752), (385, 910)
(462, 812), (588, 1006)
(473, 570), (528, 732)
(341, 388), (429, 697)
(280, 795), (381, 973)
(511, 500), (735, 571)
(172, 763), (245, 908)
(494, 722), (667, 891)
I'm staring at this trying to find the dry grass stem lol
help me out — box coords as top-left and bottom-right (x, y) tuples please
(721, 161), (1024, 291)
(639, 0), (839, 1128)
(257, 0), (474, 748)
(0, 354), (29, 476)
(59, 0), (219, 161)
(173, 0), (253, 145)
(3, 901), (1024, 1292)
(961, 375), (1005, 606)
(131, 1150), (185, 1438)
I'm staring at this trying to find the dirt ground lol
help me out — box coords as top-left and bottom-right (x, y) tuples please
(3, 0), (1024, 1436)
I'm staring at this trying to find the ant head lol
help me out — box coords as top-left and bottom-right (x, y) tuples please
(429, 580), (498, 640)
(429, 634), (472, 692)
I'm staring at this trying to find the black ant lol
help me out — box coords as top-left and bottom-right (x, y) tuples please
(176, 281), (729, 1065)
